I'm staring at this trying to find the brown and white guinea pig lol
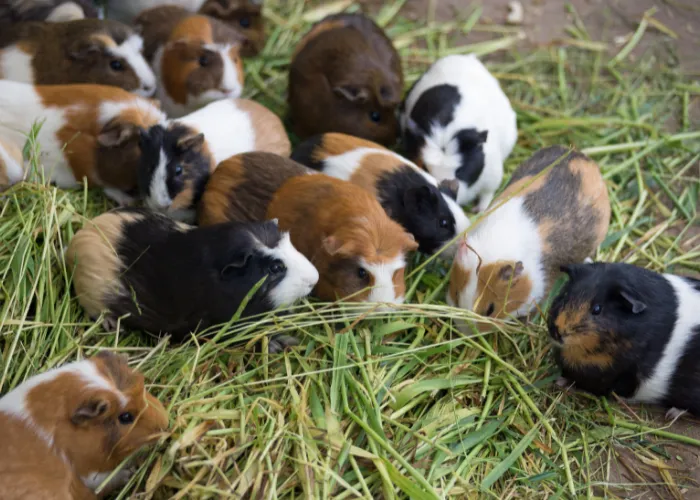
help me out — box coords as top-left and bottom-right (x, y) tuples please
(198, 152), (312, 226)
(135, 6), (245, 118)
(549, 262), (700, 418)
(0, 80), (166, 204)
(0, 136), (24, 190)
(448, 146), (610, 325)
(292, 133), (469, 256)
(0, 0), (98, 24)
(0, 351), (168, 499)
(0, 19), (156, 97)
(65, 207), (319, 346)
(288, 13), (404, 147)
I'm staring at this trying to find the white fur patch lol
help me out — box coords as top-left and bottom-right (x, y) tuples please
(261, 231), (319, 307)
(46, 2), (85, 22)
(632, 276), (700, 404)
(82, 468), (134, 492)
(441, 195), (470, 256)
(216, 45), (242, 97)
(0, 140), (25, 186)
(0, 46), (35, 84)
(145, 149), (171, 210)
(98, 98), (165, 129)
(173, 99), (255, 165)
(363, 255), (406, 304)
(108, 35), (156, 97)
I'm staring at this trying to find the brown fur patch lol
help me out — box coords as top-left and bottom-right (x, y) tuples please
(449, 260), (471, 306)
(160, 42), (201, 105)
(169, 15), (214, 44)
(569, 157), (611, 246)
(198, 0), (264, 56)
(494, 171), (549, 205)
(475, 261), (533, 318)
(348, 151), (404, 198)
(317, 133), (387, 161)
(561, 332), (615, 369)
(0, 138), (23, 188)
(229, 45), (244, 86)
(292, 19), (347, 58)
(234, 99), (291, 156)
(135, 5), (192, 60)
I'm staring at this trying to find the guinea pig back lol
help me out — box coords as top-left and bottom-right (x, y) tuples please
(199, 152), (312, 226)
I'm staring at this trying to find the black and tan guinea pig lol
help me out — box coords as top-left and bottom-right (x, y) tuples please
(292, 132), (469, 256)
(0, 19), (156, 96)
(65, 208), (319, 347)
(549, 262), (700, 418)
(0, 0), (98, 24)
(288, 13), (404, 147)
(135, 6), (245, 117)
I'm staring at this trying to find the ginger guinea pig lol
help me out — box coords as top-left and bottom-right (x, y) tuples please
(136, 6), (244, 118)
(288, 13), (403, 147)
(198, 152), (312, 226)
(0, 351), (168, 499)
(448, 146), (610, 326)
(549, 262), (700, 418)
(198, 0), (265, 56)
(0, 80), (166, 204)
(66, 208), (319, 345)
(400, 54), (517, 212)
(0, 19), (156, 96)
(0, 137), (24, 190)
(292, 132), (469, 256)
(0, 0), (98, 23)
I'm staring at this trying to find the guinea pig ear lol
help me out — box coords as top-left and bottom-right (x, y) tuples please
(438, 179), (459, 201)
(67, 36), (103, 60)
(405, 117), (424, 137)
(333, 85), (370, 104)
(176, 132), (205, 154)
(403, 232), (419, 252)
(618, 289), (647, 314)
(220, 252), (252, 278)
(478, 130), (489, 143)
(98, 119), (138, 148)
(403, 185), (438, 210)
(322, 235), (356, 257)
(560, 263), (591, 280)
(499, 261), (524, 282)
(72, 396), (110, 426)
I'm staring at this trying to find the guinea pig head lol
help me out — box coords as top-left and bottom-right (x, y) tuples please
(448, 238), (532, 325)
(198, 0), (265, 56)
(138, 122), (213, 222)
(548, 263), (644, 371)
(65, 22), (156, 96)
(39, 352), (168, 488)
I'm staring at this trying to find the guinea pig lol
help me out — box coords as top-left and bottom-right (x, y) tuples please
(400, 54), (517, 212)
(65, 208), (319, 345)
(198, 152), (312, 226)
(288, 13), (404, 147)
(292, 132), (469, 256)
(0, 19), (156, 96)
(136, 6), (245, 118)
(0, 80), (166, 204)
(0, 136), (24, 190)
(0, 351), (168, 499)
(198, 0), (265, 57)
(0, 0), (98, 24)
(448, 146), (610, 325)
(549, 262), (700, 418)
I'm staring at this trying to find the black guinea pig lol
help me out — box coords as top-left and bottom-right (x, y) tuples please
(65, 207), (319, 349)
(548, 262), (700, 417)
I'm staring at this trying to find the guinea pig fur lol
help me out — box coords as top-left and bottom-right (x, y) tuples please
(288, 13), (404, 147)
(198, 0), (265, 57)
(448, 146), (610, 325)
(198, 152), (313, 226)
(136, 7), (245, 118)
(0, 0), (98, 24)
(292, 132), (469, 256)
(0, 19), (156, 97)
(65, 208), (319, 344)
(0, 80), (166, 204)
(174, 98), (291, 166)
(268, 174), (419, 304)
(400, 54), (517, 212)
(549, 262), (700, 417)
(0, 351), (168, 499)
(0, 137), (25, 190)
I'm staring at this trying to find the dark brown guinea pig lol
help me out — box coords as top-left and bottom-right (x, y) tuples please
(549, 262), (700, 418)
(198, 152), (312, 226)
(288, 13), (404, 147)
(198, 0), (264, 56)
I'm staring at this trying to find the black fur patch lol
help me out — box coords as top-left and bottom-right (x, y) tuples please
(290, 134), (326, 171)
(453, 128), (487, 186)
(375, 166), (457, 254)
(107, 209), (289, 342)
(666, 325), (700, 415)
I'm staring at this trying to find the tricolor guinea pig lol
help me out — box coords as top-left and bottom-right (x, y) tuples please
(400, 54), (517, 212)
(448, 146), (610, 325)
(549, 262), (700, 418)
(0, 19), (156, 96)
(0, 136), (24, 190)
(0, 80), (167, 204)
(292, 133), (469, 256)
(0, 351), (168, 499)
(0, 0), (98, 23)
(136, 6), (244, 118)
(198, 0), (265, 56)
(198, 152), (312, 226)
(288, 13), (403, 147)
(65, 208), (319, 345)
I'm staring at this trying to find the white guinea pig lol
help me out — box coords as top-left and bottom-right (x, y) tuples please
(400, 54), (517, 212)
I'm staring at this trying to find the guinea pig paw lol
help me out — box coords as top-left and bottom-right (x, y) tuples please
(101, 317), (118, 332)
(555, 376), (573, 388)
(268, 334), (299, 354)
(583, 257), (594, 264)
(665, 407), (687, 421)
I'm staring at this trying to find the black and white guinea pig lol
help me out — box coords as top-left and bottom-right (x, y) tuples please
(65, 208), (319, 348)
(291, 132), (469, 256)
(549, 262), (700, 417)
(400, 54), (517, 212)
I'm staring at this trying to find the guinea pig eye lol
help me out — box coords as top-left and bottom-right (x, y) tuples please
(357, 267), (368, 280)
(484, 303), (495, 317)
(591, 304), (603, 315)
(239, 17), (251, 28)
(199, 54), (210, 67)
(118, 412), (135, 425)
(110, 60), (124, 71)
(174, 164), (183, 176)
(269, 261), (286, 274)
(439, 218), (449, 228)
(369, 111), (381, 123)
